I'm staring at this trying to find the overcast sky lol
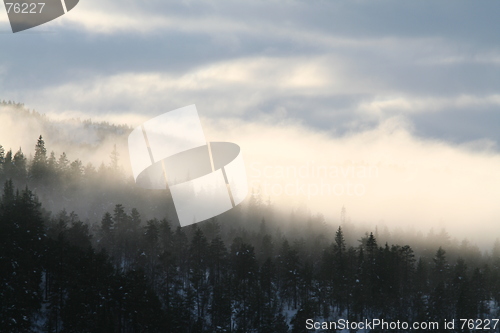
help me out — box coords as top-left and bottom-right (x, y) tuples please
(1, 0), (500, 243)
(1, 0), (500, 143)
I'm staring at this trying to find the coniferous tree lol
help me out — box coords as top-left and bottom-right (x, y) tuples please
(453, 258), (477, 323)
(260, 233), (274, 263)
(0, 182), (44, 331)
(113, 204), (130, 268)
(31, 135), (48, 181)
(397, 245), (416, 314)
(100, 212), (114, 253)
(158, 218), (173, 254)
(69, 159), (84, 181)
(47, 151), (57, 170)
(0, 145), (4, 180)
(189, 227), (210, 329)
(12, 148), (27, 183)
(231, 239), (259, 331)
(101, 211), (114, 234)
(58, 152), (70, 174)
(333, 226), (349, 315)
(207, 236), (231, 330)
(142, 219), (160, 290)
(278, 239), (300, 308)
(3, 150), (13, 178)
(432, 247), (449, 288)
(428, 247), (451, 328)
(172, 226), (189, 278)
(0, 144), (4, 164)
(130, 207), (141, 228)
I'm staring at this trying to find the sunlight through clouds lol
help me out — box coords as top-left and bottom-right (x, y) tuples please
(2, 0), (500, 247)
(202, 116), (500, 246)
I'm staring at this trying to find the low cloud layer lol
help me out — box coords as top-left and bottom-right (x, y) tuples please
(203, 116), (500, 246)
(1, 104), (498, 246)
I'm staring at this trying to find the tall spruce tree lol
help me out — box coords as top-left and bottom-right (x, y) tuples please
(31, 135), (48, 181)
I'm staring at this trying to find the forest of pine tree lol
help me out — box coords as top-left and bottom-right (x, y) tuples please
(1, 103), (500, 332)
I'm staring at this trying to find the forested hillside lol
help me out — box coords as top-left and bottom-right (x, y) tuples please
(1, 101), (500, 332)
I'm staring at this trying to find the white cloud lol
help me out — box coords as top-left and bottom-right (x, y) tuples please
(58, 0), (262, 36)
(11, 55), (351, 120)
(358, 94), (500, 118)
(13, 55), (500, 130)
(202, 116), (500, 246)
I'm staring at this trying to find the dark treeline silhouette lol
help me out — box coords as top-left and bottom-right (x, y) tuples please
(0, 131), (173, 225)
(1, 110), (500, 331)
(2, 180), (500, 332)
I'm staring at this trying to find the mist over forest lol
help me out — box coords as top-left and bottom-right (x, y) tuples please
(1, 100), (500, 332)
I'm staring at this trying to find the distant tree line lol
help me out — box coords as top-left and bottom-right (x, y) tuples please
(1, 134), (500, 332)
(0, 134), (173, 224)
